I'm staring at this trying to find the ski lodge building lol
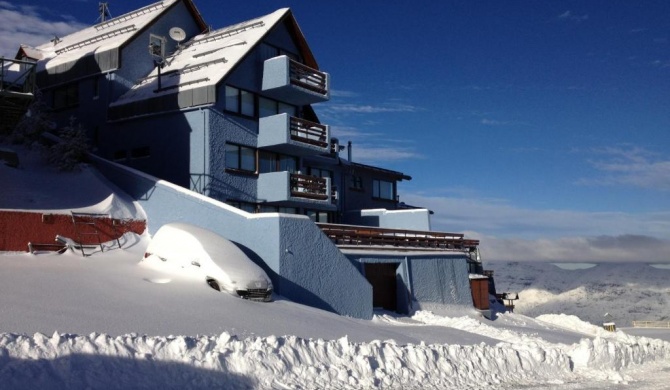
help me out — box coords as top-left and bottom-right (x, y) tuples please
(7, 0), (491, 319)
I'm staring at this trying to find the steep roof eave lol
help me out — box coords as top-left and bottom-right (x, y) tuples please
(182, 0), (208, 32)
(282, 9), (319, 69)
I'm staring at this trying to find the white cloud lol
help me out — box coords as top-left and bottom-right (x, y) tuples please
(557, 10), (589, 23)
(401, 191), (670, 262)
(324, 103), (421, 114)
(401, 192), (670, 239)
(579, 146), (670, 191)
(329, 89), (359, 98)
(0, 3), (87, 57)
(348, 145), (422, 164)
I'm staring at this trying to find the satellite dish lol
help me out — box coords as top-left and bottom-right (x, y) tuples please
(169, 27), (186, 43)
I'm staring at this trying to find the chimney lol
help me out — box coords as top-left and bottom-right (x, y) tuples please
(347, 141), (352, 162)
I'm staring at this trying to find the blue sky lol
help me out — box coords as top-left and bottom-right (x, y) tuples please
(1, 0), (669, 261)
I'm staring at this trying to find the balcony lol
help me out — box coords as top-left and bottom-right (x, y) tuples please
(257, 171), (335, 207)
(258, 114), (330, 156)
(262, 55), (329, 106)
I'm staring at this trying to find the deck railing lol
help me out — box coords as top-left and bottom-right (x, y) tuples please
(1, 57), (36, 94)
(317, 223), (479, 251)
(289, 59), (327, 95)
(290, 174), (328, 200)
(290, 117), (328, 148)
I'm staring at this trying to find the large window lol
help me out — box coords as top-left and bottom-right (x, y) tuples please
(225, 85), (255, 117)
(53, 83), (79, 109)
(259, 96), (296, 118)
(225, 143), (256, 172)
(372, 179), (395, 200)
(258, 151), (297, 173)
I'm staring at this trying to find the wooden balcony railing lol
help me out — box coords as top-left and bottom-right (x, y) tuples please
(317, 223), (479, 251)
(289, 60), (327, 95)
(290, 174), (328, 200)
(290, 117), (328, 148)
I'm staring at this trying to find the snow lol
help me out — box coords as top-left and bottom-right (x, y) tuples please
(111, 8), (288, 107)
(487, 261), (670, 326)
(32, 0), (177, 73)
(2, 145), (670, 388)
(0, 146), (145, 219)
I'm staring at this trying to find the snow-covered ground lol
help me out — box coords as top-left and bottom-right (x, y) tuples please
(2, 145), (670, 389)
(487, 261), (670, 326)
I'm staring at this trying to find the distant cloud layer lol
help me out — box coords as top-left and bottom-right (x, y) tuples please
(401, 191), (670, 262)
(479, 234), (670, 263)
(580, 146), (670, 191)
(0, 2), (87, 57)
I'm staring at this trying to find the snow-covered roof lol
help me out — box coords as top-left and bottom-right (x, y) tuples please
(111, 8), (289, 108)
(33, 0), (181, 74)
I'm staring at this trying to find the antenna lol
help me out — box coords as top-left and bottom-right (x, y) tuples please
(169, 27), (187, 44)
(97, 2), (112, 23)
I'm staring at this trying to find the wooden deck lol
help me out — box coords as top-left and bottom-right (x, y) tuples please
(317, 223), (479, 251)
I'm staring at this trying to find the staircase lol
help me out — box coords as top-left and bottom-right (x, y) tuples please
(1, 58), (36, 134)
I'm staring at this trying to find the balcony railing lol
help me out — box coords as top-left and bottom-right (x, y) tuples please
(291, 173), (328, 200)
(317, 223), (480, 251)
(258, 114), (330, 155)
(289, 60), (327, 95)
(262, 55), (329, 106)
(290, 117), (328, 148)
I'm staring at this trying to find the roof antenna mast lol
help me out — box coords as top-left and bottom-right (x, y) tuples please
(98, 2), (112, 23)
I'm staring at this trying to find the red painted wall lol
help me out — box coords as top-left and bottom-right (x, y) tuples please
(0, 211), (146, 252)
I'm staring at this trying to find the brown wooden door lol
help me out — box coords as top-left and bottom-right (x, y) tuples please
(364, 263), (398, 311)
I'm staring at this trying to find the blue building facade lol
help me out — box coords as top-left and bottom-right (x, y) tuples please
(20, 0), (484, 319)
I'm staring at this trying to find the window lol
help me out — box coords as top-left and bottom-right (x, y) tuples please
(258, 151), (297, 173)
(351, 175), (363, 190)
(306, 210), (331, 223)
(308, 167), (332, 179)
(225, 85), (255, 117)
(225, 143), (256, 172)
(373, 179), (395, 200)
(53, 83), (79, 109)
(259, 96), (296, 118)
(258, 206), (297, 214)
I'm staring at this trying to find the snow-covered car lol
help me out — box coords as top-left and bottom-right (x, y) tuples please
(144, 222), (272, 301)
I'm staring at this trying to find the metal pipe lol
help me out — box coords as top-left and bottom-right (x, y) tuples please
(347, 141), (352, 162)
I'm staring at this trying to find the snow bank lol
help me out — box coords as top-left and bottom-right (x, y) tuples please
(0, 331), (574, 390)
(538, 314), (670, 374)
(3, 314), (668, 389)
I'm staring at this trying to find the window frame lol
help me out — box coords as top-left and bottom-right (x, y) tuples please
(224, 85), (256, 118)
(225, 143), (257, 174)
(372, 179), (395, 201)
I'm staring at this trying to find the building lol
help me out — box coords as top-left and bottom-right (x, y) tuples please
(13, 0), (488, 319)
